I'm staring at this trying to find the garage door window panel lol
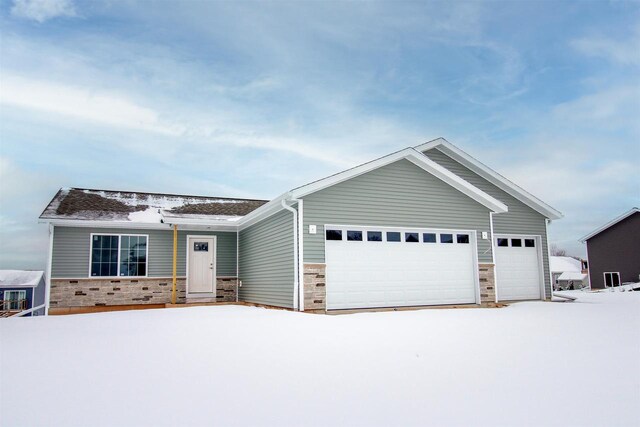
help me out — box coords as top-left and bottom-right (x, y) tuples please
(367, 231), (382, 242)
(457, 234), (470, 244)
(511, 239), (522, 247)
(497, 238), (508, 247)
(405, 232), (419, 243)
(423, 233), (436, 243)
(440, 234), (453, 244)
(525, 239), (535, 247)
(326, 230), (343, 241)
(387, 232), (401, 242)
(347, 231), (363, 241)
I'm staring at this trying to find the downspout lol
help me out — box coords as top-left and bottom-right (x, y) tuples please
(489, 212), (499, 303)
(44, 223), (54, 315)
(296, 199), (304, 312)
(171, 224), (178, 304)
(281, 199), (302, 311)
(545, 219), (553, 300)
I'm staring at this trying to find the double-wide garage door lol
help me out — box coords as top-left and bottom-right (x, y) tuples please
(325, 226), (478, 310)
(494, 235), (543, 301)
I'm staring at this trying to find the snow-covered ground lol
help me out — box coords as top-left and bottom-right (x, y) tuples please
(1, 292), (638, 427)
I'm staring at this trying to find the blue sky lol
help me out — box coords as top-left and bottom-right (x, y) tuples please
(1, 0), (638, 269)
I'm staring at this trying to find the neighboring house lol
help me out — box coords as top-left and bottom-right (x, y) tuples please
(0, 270), (46, 317)
(550, 256), (588, 290)
(580, 208), (640, 289)
(39, 138), (562, 314)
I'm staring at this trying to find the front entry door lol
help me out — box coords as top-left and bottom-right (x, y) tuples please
(188, 236), (216, 294)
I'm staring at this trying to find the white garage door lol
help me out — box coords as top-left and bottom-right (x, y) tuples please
(495, 236), (543, 301)
(325, 226), (478, 310)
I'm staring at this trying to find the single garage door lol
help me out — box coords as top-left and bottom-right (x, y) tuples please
(325, 226), (479, 310)
(495, 236), (543, 301)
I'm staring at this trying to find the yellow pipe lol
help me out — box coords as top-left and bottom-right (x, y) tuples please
(171, 224), (177, 304)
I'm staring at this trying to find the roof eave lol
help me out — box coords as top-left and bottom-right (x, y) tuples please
(579, 208), (639, 242)
(288, 147), (508, 214)
(415, 138), (563, 220)
(39, 218), (239, 231)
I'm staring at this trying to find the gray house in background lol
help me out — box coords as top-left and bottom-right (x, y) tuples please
(39, 138), (562, 314)
(580, 208), (640, 289)
(0, 270), (46, 316)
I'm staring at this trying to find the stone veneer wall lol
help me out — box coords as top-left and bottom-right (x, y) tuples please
(50, 277), (237, 308)
(303, 263), (326, 311)
(478, 263), (496, 303)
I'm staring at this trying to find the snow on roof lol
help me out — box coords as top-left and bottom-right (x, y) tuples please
(557, 272), (587, 281)
(550, 256), (582, 273)
(0, 270), (44, 288)
(39, 188), (268, 224)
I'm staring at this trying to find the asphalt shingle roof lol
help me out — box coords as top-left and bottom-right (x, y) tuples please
(40, 188), (268, 222)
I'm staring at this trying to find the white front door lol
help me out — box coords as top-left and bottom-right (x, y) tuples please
(495, 235), (543, 301)
(325, 226), (479, 310)
(187, 236), (216, 295)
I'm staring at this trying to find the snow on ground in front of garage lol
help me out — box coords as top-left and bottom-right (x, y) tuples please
(1, 292), (638, 427)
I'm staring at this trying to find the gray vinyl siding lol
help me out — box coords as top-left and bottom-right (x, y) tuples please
(238, 209), (295, 308)
(424, 147), (552, 296)
(302, 159), (493, 263)
(51, 226), (237, 278)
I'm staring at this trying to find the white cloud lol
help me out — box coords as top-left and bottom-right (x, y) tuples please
(571, 28), (640, 67)
(552, 85), (640, 132)
(11, 0), (76, 23)
(0, 74), (183, 136)
(0, 70), (420, 168)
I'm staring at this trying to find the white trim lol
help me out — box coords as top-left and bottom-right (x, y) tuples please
(50, 275), (234, 280)
(579, 208), (639, 242)
(297, 199), (305, 312)
(603, 271), (621, 288)
(289, 148), (508, 214)
(415, 138), (563, 220)
(494, 233), (546, 301)
(185, 235), (217, 297)
(545, 219), (553, 300)
(325, 223), (480, 234)
(45, 224), (54, 315)
(3, 290), (27, 310)
(238, 193), (290, 231)
(281, 199), (300, 310)
(88, 233), (149, 279)
(489, 212), (499, 303)
(14, 303), (46, 317)
(41, 219), (238, 231)
(471, 230), (481, 305)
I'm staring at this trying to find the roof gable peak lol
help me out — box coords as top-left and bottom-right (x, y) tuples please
(414, 138), (563, 220)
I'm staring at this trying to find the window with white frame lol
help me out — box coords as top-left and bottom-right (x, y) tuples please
(3, 290), (26, 310)
(603, 272), (620, 288)
(91, 234), (148, 277)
